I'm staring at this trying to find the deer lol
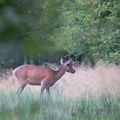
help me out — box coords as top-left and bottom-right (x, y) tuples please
(13, 58), (75, 96)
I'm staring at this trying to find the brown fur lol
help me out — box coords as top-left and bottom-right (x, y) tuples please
(13, 59), (75, 95)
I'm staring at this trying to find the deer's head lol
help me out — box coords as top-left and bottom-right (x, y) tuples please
(60, 58), (75, 74)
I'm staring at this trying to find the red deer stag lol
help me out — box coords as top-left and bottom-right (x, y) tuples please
(13, 58), (75, 95)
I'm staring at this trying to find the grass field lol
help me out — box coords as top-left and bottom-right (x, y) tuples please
(0, 63), (120, 120)
(0, 91), (120, 120)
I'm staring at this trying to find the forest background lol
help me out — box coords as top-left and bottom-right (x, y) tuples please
(0, 0), (120, 68)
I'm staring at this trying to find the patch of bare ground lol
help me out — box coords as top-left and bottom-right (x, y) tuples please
(0, 62), (120, 98)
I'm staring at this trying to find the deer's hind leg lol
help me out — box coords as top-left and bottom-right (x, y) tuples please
(17, 80), (28, 94)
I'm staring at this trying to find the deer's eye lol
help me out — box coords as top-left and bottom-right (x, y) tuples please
(67, 64), (70, 66)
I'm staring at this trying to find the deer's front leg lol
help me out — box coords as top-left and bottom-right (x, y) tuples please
(40, 86), (45, 95)
(46, 87), (50, 96)
(40, 81), (46, 95)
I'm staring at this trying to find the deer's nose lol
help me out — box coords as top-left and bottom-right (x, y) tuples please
(71, 69), (75, 73)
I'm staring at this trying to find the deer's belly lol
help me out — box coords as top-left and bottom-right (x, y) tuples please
(28, 79), (42, 85)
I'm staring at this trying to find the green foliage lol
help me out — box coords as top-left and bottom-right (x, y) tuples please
(0, 0), (120, 67)
(0, 0), (64, 67)
(52, 0), (120, 63)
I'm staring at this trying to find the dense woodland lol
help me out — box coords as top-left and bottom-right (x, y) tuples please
(0, 0), (120, 68)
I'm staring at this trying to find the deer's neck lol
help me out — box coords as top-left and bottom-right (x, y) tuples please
(54, 66), (66, 81)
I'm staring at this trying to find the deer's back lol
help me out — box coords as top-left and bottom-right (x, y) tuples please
(14, 64), (55, 81)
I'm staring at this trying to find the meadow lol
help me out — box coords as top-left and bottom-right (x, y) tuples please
(0, 62), (120, 120)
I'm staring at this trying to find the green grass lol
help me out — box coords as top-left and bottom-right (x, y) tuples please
(0, 91), (120, 120)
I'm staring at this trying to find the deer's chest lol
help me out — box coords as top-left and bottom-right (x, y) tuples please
(46, 80), (57, 87)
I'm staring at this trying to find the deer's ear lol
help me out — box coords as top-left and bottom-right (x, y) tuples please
(60, 58), (64, 65)
(65, 58), (72, 65)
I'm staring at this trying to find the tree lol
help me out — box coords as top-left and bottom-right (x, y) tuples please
(51, 0), (120, 64)
(0, 0), (64, 67)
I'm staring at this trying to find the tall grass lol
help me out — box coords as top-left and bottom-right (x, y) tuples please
(55, 62), (120, 97)
(0, 90), (120, 120)
(0, 63), (120, 120)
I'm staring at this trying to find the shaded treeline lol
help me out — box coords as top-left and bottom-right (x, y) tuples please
(0, 0), (120, 68)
